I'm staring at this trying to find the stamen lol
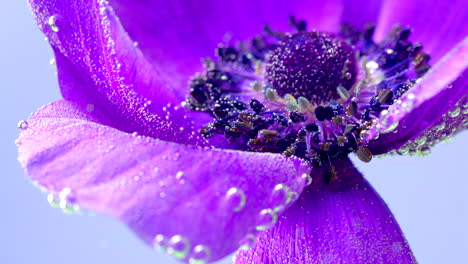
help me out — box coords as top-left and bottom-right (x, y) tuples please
(186, 18), (431, 182)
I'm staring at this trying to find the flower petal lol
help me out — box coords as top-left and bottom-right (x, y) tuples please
(17, 100), (310, 263)
(366, 37), (468, 154)
(29, 0), (209, 145)
(109, 0), (346, 98)
(342, 0), (384, 29)
(233, 158), (416, 264)
(374, 0), (468, 62)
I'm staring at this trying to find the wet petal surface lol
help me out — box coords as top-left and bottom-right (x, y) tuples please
(367, 37), (468, 154)
(30, 0), (208, 145)
(17, 100), (310, 263)
(233, 159), (416, 264)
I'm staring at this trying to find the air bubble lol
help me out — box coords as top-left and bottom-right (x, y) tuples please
(239, 234), (257, 251)
(415, 136), (427, 147)
(153, 234), (168, 251)
(167, 235), (191, 259)
(255, 209), (278, 231)
(225, 187), (246, 212)
(396, 146), (409, 155)
(448, 107), (461, 118)
(189, 245), (211, 264)
(380, 121), (399, 134)
(270, 184), (292, 212)
(301, 173), (313, 186)
(17, 120), (28, 130)
(48, 15), (60, 32)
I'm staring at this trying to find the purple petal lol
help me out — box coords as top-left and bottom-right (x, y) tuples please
(342, 0), (383, 29)
(366, 37), (468, 154)
(29, 0), (208, 145)
(17, 100), (310, 263)
(233, 158), (416, 264)
(109, 0), (348, 98)
(374, 0), (468, 62)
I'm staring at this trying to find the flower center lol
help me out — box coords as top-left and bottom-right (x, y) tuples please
(184, 17), (431, 179)
(266, 32), (357, 104)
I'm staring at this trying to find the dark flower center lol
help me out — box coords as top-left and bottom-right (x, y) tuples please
(185, 17), (431, 179)
(266, 32), (357, 104)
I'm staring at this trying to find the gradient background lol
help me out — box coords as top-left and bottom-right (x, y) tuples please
(1, 2), (467, 264)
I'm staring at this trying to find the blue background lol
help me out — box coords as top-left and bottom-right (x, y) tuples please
(1, 2), (467, 263)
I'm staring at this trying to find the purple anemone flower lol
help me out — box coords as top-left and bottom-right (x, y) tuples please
(17, 0), (468, 263)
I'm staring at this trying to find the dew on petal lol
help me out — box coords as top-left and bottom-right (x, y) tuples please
(380, 121), (399, 134)
(448, 107), (461, 118)
(239, 234), (257, 251)
(396, 146), (409, 155)
(224, 187), (246, 212)
(270, 183), (292, 212)
(47, 193), (60, 208)
(48, 15), (60, 32)
(300, 173), (313, 186)
(255, 209), (278, 231)
(189, 245), (211, 264)
(167, 235), (191, 259)
(17, 120), (28, 130)
(153, 234), (168, 251)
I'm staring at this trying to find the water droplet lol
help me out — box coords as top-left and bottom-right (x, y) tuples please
(189, 245), (211, 264)
(17, 120), (28, 130)
(48, 15), (60, 32)
(255, 209), (278, 231)
(419, 147), (431, 156)
(86, 104), (95, 112)
(176, 171), (186, 184)
(225, 187), (246, 212)
(47, 193), (60, 208)
(434, 123), (446, 132)
(448, 107), (461, 118)
(167, 235), (191, 259)
(396, 146), (409, 155)
(270, 184), (292, 212)
(153, 234), (168, 251)
(300, 173), (313, 186)
(239, 234), (257, 251)
(415, 136), (427, 147)
(380, 121), (399, 134)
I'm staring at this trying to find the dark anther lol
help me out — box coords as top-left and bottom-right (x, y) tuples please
(305, 123), (319, 132)
(399, 28), (412, 41)
(216, 45), (239, 62)
(290, 111), (306, 123)
(324, 106), (335, 120)
(411, 43), (423, 57)
(315, 106), (327, 121)
(363, 23), (375, 40)
(346, 102), (358, 117)
(239, 112), (258, 123)
(377, 89), (393, 104)
(190, 86), (207, 103)
(322, 165), (337, 184)
(206, 70), (230, 87)
(249, 98), (266, 114)
(344, 124), (357, 134)
(212, 105), (230, 119)
(296, 21), (307, 32)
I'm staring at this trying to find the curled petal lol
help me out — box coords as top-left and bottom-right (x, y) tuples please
(17, 100), (310, 263)
(375, 0), (468, 62)
(367, 37), (468, 154)
(233, 158), (416, 264)
(30, 0), (207, 145)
